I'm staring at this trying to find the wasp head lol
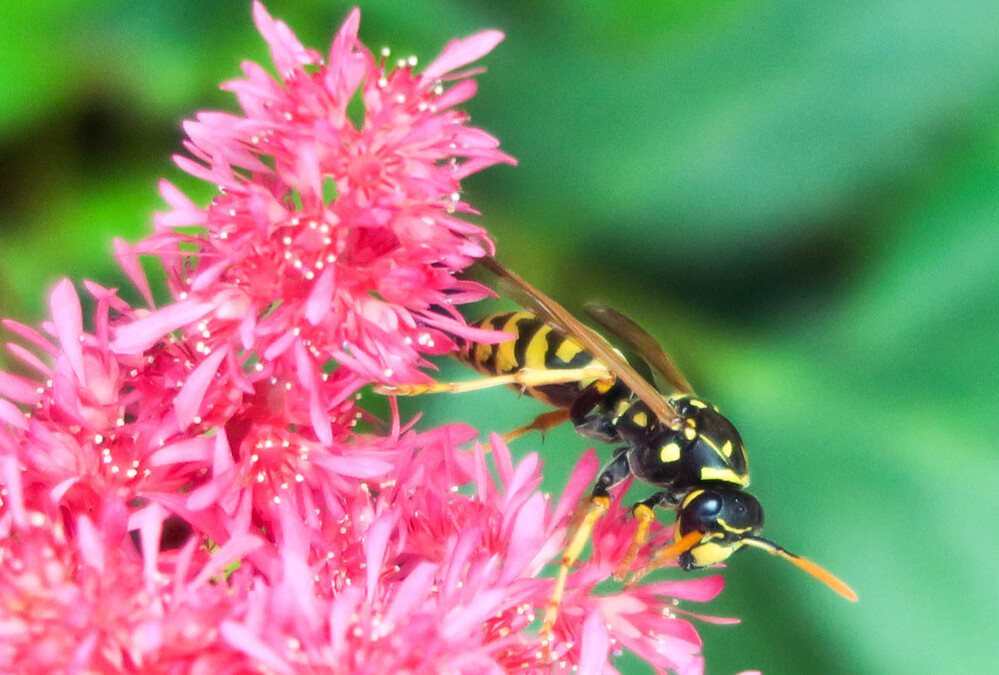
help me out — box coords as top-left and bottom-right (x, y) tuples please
(675, 487), (764, 569)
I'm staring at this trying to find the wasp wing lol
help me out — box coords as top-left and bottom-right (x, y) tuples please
(475, 256), (683, 430)
(584, 304), (695, 396)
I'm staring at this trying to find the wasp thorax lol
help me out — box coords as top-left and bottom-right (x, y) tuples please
(670, 397), (749, 481)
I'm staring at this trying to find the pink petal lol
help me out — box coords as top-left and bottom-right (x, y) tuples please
(579, 610), (611, 675)
(174, 347), (228, 430)
(190, 259), (231, 293)
(489, 432), (514, 487)
(212, 425), (235, 474)
(2, 319), (56, 354)
(0, 371), (42, 405)
(69, 633), (99, 674)
(148, 438), (213, 466)
(75, 516), (104, 572)
(113, 239), (155, 307)
(441, 588), (506, 641)
(186, 476), (228, 512)
(111, 300), (215, 354)
(50, 476), (80, 503)
(310, 392), (333, 447)
(0, 399), (29, 430)
(282, 552), (319, 628)
(673, 608), (742, 625)
(498, 492), (546, 584)
(503, 452), (540, 509)
(552, 448), (601, 527)
(434, 79), (477, 110)
(133, 503), (168, 584)
(442, 528), (482, 596)
(423, 30), (504, 81)
(381, 561), (437, 630)
(219, 620), (294, 674)
(471, 441), (490, 502)
(49, 279), (86, 385)
(305, 267), (336, 325)
(192, 533), (264, 588)
(4, 343), (50, 377)
(329, 587), (363, 659)
(365, 511), (396, 602)
(1, 456), (26, 527)
(325, 7), (361, 92)
(643, 575), (726, 602)
(315, 454), (393, 478)
(252, 0), (321, 73)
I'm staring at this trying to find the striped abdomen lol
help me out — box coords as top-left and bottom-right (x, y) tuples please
(457, 310), (612, 407)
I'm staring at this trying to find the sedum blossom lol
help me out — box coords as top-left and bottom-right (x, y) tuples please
(0, 4), (734, 673)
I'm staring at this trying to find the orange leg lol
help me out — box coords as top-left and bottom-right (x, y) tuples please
(473, 409), (573, 456)
(375, 366), (613, 396)
(613, 503), (656, 581)
(542, 495), (610, 638)
(501, 409), (571, 444)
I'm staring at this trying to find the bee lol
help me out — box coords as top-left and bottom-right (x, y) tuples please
(381, 257), (857, 634)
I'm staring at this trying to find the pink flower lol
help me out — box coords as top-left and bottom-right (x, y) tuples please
(122, 2), (514, 394)
(0, 4), (735, 673)
(178, 434), (729, 674)
(0, 504), (266, 672)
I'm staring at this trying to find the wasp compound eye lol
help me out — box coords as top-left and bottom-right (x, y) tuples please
(722, 492), (764, 533)
(677, 489), (722, 535)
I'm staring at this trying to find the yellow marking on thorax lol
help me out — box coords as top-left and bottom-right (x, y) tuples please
(659, 441), (681, 463)
(613, 399), (631, 421)
(699, 435), (733, 463)
(684, 427), (697, 441)
(699, 467), (750, 486)
(631, 411), (648, 428)
(688, 399), (707, 409)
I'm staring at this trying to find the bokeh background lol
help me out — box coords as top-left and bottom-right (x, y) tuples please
(1, 1), (996, 673)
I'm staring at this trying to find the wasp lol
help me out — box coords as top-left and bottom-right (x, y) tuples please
(381, 257), (857, 634)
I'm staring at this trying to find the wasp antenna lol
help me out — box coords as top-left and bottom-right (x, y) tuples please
(743, 537), (858, 602)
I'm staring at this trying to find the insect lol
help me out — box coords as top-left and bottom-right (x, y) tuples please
(381, 256), (857, 634)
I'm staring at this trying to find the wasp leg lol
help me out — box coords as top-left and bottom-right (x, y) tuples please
(570, 383), (619, 442)
(375, 366), (614, 396)
(542, 451), (631, 638)
(502, 409), (572, 444)
(479, 409), (571, 455)
(624, 529), (705, 589)
(613, 491), (670, 581)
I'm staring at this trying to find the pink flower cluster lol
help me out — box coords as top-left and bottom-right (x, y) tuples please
(0, 4), (730, 673)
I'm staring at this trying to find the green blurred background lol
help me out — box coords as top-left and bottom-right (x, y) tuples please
(1, 1), (996, 673)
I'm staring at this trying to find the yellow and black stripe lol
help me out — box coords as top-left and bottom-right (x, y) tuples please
(458, 310), (612, 407)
